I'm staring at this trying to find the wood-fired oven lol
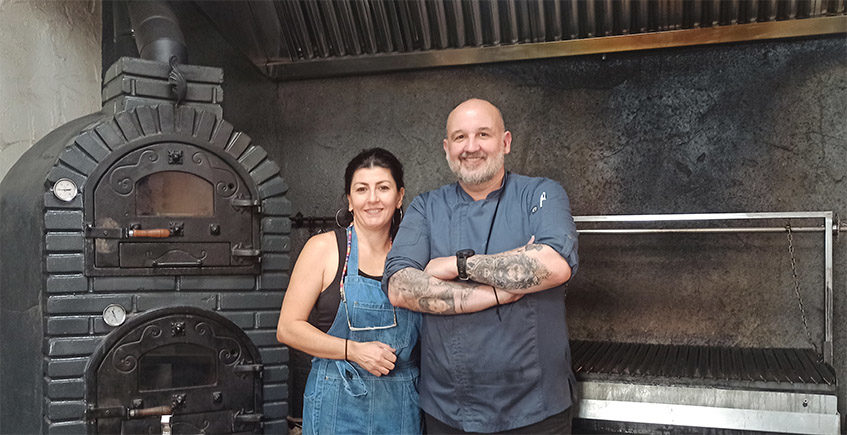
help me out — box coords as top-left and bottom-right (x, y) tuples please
(0, 55), (290, 434)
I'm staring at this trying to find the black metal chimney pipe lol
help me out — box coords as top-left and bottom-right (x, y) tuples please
(127, 1), (187, 64)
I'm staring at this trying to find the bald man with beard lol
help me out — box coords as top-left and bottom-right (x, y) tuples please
(383, 99), (580, 434)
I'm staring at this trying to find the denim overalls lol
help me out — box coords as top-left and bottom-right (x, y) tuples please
(303, 225), (422, 435)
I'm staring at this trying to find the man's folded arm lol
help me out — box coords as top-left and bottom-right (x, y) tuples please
(387, 267), (513, 314)
(465, 242), (571, 295)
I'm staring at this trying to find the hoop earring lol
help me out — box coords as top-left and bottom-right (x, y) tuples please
(392, 208), (403, 227)
(336, 208), (352, 228)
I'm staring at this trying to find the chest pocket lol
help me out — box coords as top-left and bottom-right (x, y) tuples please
(343, 276), (413, 350)
(346, 301), (413, 351)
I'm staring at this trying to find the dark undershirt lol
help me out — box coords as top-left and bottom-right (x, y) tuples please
(307, 228), (382, 333)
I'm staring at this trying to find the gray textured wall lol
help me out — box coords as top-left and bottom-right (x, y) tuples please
(0, 0), (101, 183)
(178, 4), (847, 419)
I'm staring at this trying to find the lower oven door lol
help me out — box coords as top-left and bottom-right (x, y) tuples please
(85, 307), (263, 434)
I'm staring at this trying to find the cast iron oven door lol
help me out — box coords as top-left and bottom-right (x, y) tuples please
(85, 307), (263, 434)
(86, 140), (260, 275)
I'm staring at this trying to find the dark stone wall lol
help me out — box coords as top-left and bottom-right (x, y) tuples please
(176, 3), (847, 420)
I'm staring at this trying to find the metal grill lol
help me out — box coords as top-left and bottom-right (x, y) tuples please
(194, 0), (847, 79)
(275, 0), (847, 58)
(572, 340), (836, 392)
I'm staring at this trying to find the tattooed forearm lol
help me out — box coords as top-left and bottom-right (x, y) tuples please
(467, 243), (551, 290)
(388, 268), (493, 314)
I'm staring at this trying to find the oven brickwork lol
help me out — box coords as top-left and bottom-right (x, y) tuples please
(39, 104), (292, 433)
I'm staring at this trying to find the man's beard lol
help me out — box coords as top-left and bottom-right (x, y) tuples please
(447, 151), (505, 185)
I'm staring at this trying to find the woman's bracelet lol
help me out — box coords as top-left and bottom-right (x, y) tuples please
(344, 338), (348, 361)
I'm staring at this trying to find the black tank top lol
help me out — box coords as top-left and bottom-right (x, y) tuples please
(307, 228), (382, 333)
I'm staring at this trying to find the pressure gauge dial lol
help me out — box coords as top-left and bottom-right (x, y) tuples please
(52, 178), (78, 202)
(103, 304), (127, 327)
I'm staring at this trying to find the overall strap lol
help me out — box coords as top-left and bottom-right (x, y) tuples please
(346, 225), (360, 276)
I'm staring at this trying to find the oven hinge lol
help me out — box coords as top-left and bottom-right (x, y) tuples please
(233, 363), (263, 374)
(231, 246), (261, 258)
(231, 198), (261, 213)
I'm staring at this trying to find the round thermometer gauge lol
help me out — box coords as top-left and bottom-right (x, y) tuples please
(52, 178), (78, 202)
(103, 304), (127, 327)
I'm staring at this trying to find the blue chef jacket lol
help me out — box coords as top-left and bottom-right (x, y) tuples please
(383, 172), (579, 432)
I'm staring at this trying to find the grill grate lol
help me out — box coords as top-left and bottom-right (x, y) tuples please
(572, 340), (837, 392)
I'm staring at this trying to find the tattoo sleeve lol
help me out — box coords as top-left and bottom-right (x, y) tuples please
(467, 243), (551, 290)
(388, 268), (495, 314)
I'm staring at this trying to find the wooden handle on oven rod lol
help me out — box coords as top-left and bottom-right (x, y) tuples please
(128, 405), (173, 418)
(128, 229), (172, 238)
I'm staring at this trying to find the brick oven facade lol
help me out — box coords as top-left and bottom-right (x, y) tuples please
(0, 57), (291, 434)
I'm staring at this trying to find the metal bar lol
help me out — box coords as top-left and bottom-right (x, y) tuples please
(635, 0), (648, 32)
(671, 0), (683, 28)
(791, 348), (822, 383)
(503, 0), (519, 43)
(812, 0), (824, 16)
(354, 0), (378, 54)
(516, 0), (532, 41)
(766, 0), (778, 20)
(529, 0), (546, 42)
(430, 0), (449, 48)
(708, 0), (720, 26)
(578, 226), (829, 234)
(824, 214), (833, 364)
(620, 0), (632, 33)
(602, 0), (614, 35)
(691, 0), (703, 27)
(726, 0), (739, 24)
(583, 341), (611, 373)
(747, 0), (759, 23)
(658, 0), (669, 30)
(468, 0), (484, 46)
(788, 0), (799, 19)
(303, 0), (330, 57)
(412, 0), (431, 50)
(447, 0), (466, 48)
(585, 0), (597, 36)
(548, 0), (563, 40)
(395, 0), (414, 50)
(383, 0), (406, 51)
(265, 16), (847, 77)
(577, 398), (840, 434)
(486, 0), (501, 44)
(370, 0), (393, 52)
(565, 0), (581, 38)
(575, 211), (834, 222)
(336, 0), (361, 55)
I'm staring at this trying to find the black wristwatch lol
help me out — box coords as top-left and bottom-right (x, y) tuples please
(456, 249), (475, 280)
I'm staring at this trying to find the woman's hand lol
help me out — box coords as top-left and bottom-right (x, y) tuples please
(349, 340), (397, 376)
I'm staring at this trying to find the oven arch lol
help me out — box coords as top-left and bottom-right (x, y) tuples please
(84, 306), (264, 434)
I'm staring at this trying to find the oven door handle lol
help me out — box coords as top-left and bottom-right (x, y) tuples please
(128, 228), (173, 238)
(152, 259), (203, 267)
(86, 404), (173, 421)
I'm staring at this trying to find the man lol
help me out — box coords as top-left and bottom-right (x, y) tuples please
(383, 98), (579, 433)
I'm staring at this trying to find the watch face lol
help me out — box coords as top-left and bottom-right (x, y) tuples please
(52, 178), (78, 202)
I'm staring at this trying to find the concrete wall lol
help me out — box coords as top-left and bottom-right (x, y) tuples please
(0, 0), (101, 184)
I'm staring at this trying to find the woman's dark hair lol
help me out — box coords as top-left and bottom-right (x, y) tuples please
(340, 147), (405, 238)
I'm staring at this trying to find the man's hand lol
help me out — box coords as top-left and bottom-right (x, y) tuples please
(424, 256), (458, 280)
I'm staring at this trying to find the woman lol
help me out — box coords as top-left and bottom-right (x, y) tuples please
(277, 148), (421, 435)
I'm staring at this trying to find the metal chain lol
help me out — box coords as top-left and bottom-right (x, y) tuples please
(785, 223), (818, 353)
